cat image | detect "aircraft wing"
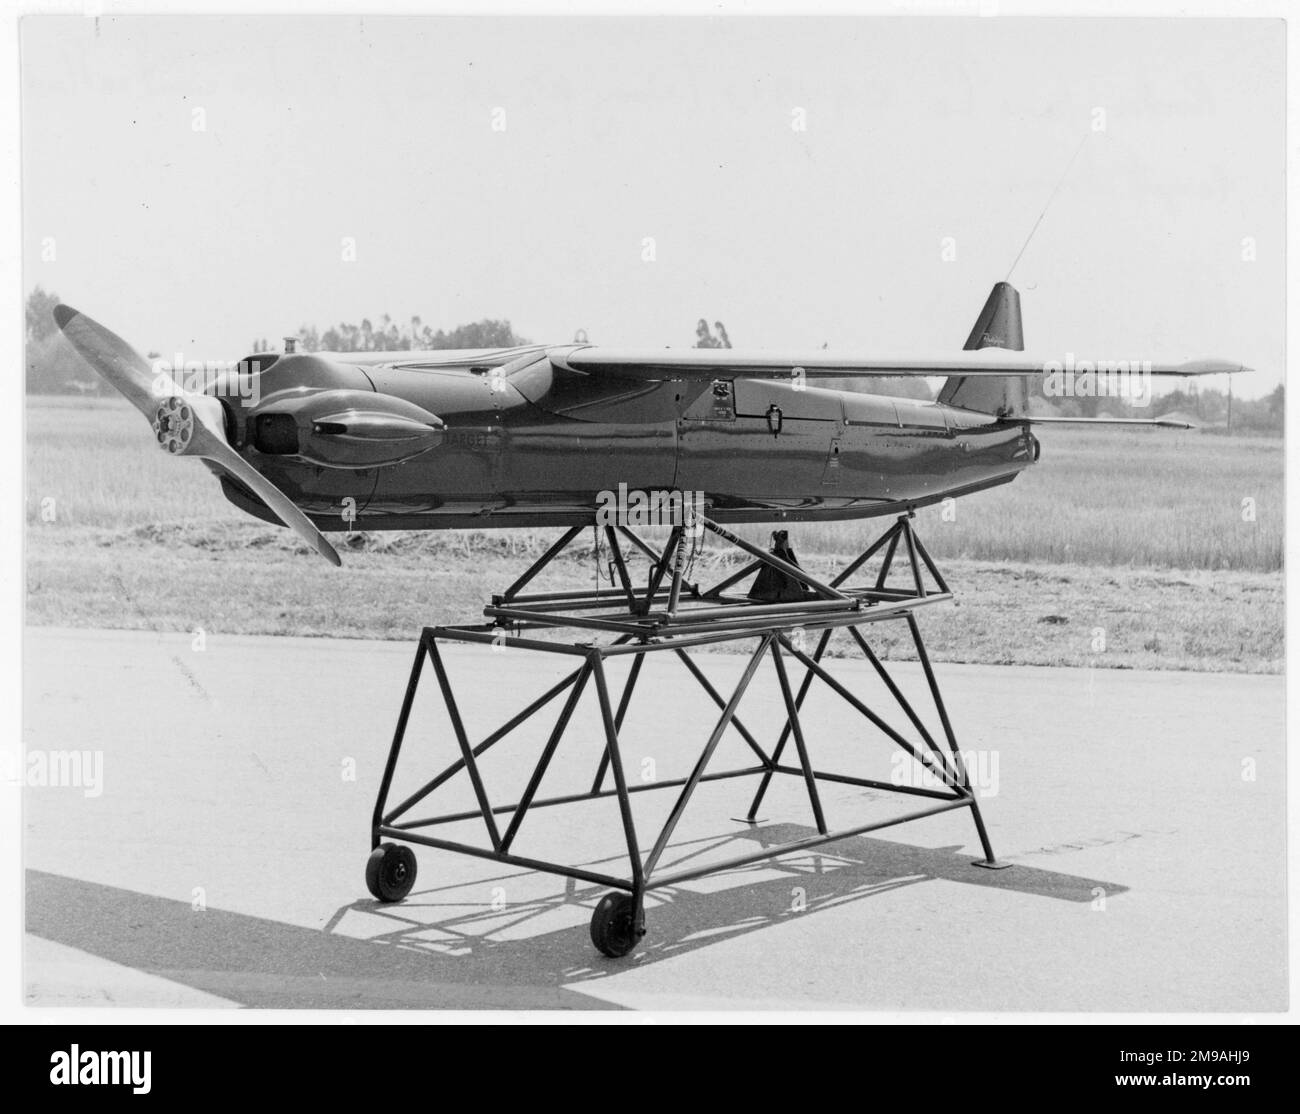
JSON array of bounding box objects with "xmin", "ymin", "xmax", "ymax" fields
[
  {"xmin": 334, "ymin": 345, "xmax": 549, "ymax": 368},
  {"xmin": 559, "ymin": 347, "xmax": 1248, "ymax": 380}
]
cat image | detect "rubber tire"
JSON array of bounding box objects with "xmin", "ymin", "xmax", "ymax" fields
[
  {"xmin": 590, "ymin": 892, "xmax": 641, "ymax": 958},
  {"xmin": 365, "ymin": 843, "xmax": 417, "ymax": 902}
]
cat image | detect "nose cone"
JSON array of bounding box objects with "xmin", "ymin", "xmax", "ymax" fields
[{"xmin": 53, "ymin": 304, "xmax": 80, "ymax": 330}]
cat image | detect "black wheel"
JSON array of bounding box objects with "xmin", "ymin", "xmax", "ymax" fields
[
  {"xmin": 590, "ymin": 892, "xmax": 642, "ymax": 958},
  {"xmin": 365, "ymin": 843, "xmax": 417, "ymax": 902}
]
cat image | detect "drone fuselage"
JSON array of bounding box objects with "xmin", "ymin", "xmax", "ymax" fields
[{"xmin": 213, "ymin": 348, "xmax": 1037, "ymax": 532}]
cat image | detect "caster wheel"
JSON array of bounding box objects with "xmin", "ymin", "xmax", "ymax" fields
[
  {"xmin": 365, "ymin": 843, "xmax": 417, "ymax": 902},
  {"xmin": 589, "ymin": 892, "xmax": 643, "ymax": 958}
]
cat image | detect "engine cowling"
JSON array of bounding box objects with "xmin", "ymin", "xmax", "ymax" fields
[{"xmin": 249, "ymin": 388, "xmax": 445, "ymax": 469}]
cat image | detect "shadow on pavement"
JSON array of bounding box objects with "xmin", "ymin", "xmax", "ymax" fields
[{"xmin": 27, "ymin": 825, "xmax": 1126, "ymax": 1009}]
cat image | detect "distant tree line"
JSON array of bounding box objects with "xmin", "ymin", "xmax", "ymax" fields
[
  {"xmin": 694, "ymin": 319, "xmax": 732, "ymax": 349},
  {"xmin": 24, "ymin": 285, "xmax": 99, "ymax": 395},
  {"xmin": 253, "ymin": 314, "xmax": 529, "ymax": 354}
]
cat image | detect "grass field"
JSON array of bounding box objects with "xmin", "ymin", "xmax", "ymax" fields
[{"xmin": 25, "ymin": 396, "xmax": 1284, "ymax": 672}]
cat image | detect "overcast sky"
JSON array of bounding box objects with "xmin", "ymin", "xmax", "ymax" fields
[{"xmin": 22, "ymin": 15, "xmax": 1284, "ymax": 396}]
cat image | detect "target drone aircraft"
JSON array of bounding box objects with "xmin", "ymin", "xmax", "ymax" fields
[{"xmin": 53, "ymin": 283, "xmax": 1249, "ymax": 958}]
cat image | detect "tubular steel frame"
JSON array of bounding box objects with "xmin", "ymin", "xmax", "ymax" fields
[{"xmin": 370, "ymin": 513, "xmax": 1008, "ymax": 942}]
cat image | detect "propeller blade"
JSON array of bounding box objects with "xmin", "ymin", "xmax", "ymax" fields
[
  {"xmin": 55, "ymin": 305, "xmax": 342, "ymax": 566},
  {"xmin": 54, "ymin": 304, "xmax": 174, "ymax": 418},
  {"xmin": 179, "ymin": 397, "xmax": 342, "ymax": 567}
]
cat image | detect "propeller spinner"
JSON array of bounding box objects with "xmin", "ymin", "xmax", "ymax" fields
[{"xmin": 53, "ymin": 305, "xmax": 342, "ymax": 566}]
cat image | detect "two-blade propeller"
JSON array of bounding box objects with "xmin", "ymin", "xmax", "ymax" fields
[{"xmin": 53, "ymin": 305, "xmax": 342, "ymax": 566}]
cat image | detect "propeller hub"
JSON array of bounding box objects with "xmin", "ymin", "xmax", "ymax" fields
[{"xmin": 152, "ymin": 397, "xmax": 195, "ymax": 454}]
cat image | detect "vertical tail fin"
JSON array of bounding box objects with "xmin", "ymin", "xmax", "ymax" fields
[{"xmin": 937, "ymin": 281, "xmax": 1029, "ymax": 418}]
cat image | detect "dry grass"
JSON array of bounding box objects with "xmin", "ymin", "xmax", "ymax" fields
[{"xmin": 797, "ymin": 425, "xmax": 1283, "ymax": 571}]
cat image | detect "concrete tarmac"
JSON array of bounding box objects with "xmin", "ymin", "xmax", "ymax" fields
[{"xmin": 22, "ymin": 626, "xmax": 1286, "ymax": 1012}]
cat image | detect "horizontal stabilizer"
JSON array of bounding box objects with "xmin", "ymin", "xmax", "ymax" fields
[{"xmin": 1026, "ymin": 416, "xmax": 1197, "ymax": 430}]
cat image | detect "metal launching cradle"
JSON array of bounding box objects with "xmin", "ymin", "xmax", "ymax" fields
[{"xmin": 365, "ymin": 511, "xmax": 1009, "ymax": 958}]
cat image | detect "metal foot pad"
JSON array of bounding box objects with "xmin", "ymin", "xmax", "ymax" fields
[
  {"xmin": 732, "ymin": 816, "xmax": 766, "ymax": 825},
  {"xmin": 972, "ymin": 859, "xmax": 1013, "ymax": 870}
]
